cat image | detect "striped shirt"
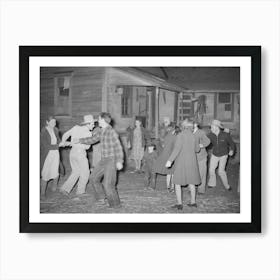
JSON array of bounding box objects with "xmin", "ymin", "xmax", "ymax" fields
[{"xmin": 80, "ymin": 125, "xmax": 124, "ymax": 163}]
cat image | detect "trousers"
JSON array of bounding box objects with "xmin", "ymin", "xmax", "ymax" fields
[
  {"xmin": 61, "ymin": 148, "xmax": 90, "ymax": 194},
  {"xmin": 208, "ymin": 154, "xmax": 230, "ymax": 189},
  {"xmin": 197, "ymin": 158, "xmax": 207, "ymax": 193},
  {"xmin": 90, "ymin": 158, "xmax": 121, "ymax": 207}
]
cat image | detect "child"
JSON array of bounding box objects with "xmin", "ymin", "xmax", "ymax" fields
[{"xmin": 142, "ymin": 142, "xmax": 158, "ymax": 190}]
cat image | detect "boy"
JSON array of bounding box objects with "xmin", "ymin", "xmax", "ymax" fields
[
  {"xmin": 78, "ymin": 112, "xmax": 124, "ymax": 208},
  {"xmin": 142, "ymin": 142, "xmax": 158, "ymax": 190}
]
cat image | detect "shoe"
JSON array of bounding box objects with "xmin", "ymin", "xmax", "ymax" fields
[
  {"xmin": 227, "ymin": 187, "xmax": 232, "ymax": 191},
  {"xmin": 187, "ymin": 203, "xmax": 198, "ymax": 208},
  {"xmin": 208, "ymin": 185, "xmax": 215, "ymax": 188},
  {"xmin": 171, "ymin": 204, "xmax": 183, "ymax": 210}
]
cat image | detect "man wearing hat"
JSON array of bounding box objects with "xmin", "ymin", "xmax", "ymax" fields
[
  {"xmin": 59, "ymin": 114, "xmax": 95, "ymax": 196},
  {"xmin": 207, "ymin": 119, "xmax": 236, "ymax": 191}
]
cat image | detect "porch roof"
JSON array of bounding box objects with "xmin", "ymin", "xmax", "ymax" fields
[{"xmin": 114, "ymin": 67, "xmax": 188, "ymax": 93}]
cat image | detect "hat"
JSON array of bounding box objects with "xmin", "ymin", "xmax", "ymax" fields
[
  {"xmin": 81, "ymin": 114, "xmax": 94, "ymax": 125},
  {"xmin": 210, "ymin": 119, "xmax": 224, "ymax": 128}
]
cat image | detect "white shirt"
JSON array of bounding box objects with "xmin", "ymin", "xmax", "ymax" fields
[{"xmin": 62, "ymin": 125, "xmax": 92, "ymax": 150}]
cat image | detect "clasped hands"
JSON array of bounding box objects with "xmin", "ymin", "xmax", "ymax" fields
[{"xmin": 59, "ymin": 138, "xmax": 80, "ymax": 147}]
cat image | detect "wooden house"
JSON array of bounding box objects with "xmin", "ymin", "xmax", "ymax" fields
[
  {"xmin": 40, "ymin": 67, "xmax": 187, "ymax": 136},
  {"xmin": 40, "ymin": 67, "xmax": 187, "ymax": 169},
  {"xmin": 138, "ymin": 67, "xmax": 240, "ymax": 138}
]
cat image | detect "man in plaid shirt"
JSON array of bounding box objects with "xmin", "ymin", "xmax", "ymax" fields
[{"xmin": 79, "ymin": 112, "xmax": 124, "ymax": 208}]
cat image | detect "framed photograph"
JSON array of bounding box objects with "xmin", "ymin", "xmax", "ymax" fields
[{"xmin": 20, "ymin": 46, "xmax": 261, "ymax": 233}]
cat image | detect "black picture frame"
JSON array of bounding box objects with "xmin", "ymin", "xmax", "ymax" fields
[{"xmin": 20, "ymin": 46, "xmax": 261, "ymax": 233}]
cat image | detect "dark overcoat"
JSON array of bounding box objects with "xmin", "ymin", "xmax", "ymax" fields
[
  {"xmin": 153, "ymin": 131, "xmax": 177, "ymax": 175},
  {"xmin": 168, "ymin": 129, "xmax": 201, "ymax": 186}
]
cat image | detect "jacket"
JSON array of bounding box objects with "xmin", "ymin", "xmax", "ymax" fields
[
  {"xmin": 207, "ymin": 131, "xmax": 236, "ymax": 157},
  {"xmin": 40, "ymin": 127, "xmax": 64, "ymax": 175},
  {"xmin": 193, "ymin": 128, "xmax": 211, "ymax": 161}
]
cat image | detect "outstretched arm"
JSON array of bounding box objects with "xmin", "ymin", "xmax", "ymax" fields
[
  {"xmin": 79, "ymin": 127, "xmax": 101, "ymax": 145},
  {"xmin": 61, "ymin": 127, "xmax": 74, "ymax": 143}
]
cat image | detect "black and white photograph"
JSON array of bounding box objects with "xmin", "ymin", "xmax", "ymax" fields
[
  {"xmin": 19, "ymin": 46, "xmax": 260, "ymax": 232},
  {"xmin": 3, "ymin": 1, "xmax": 280, "ymax": 279},
  {"xmin": 39, "ymin": 66, "xmax": 241, "ymax": 214}
]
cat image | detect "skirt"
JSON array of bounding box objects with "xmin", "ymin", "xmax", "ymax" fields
[{"xmin": 41, "ymin": 150, "xmax": 59, "ymax": 181}]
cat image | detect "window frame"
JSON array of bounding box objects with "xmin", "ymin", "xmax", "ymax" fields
[
  {"xmin": 120, "ymin": 86, "xmax": 133, "ymax": 118},
  {"xmin": 54, "ymin": 74, "xmax": 73, "ymax": 118},
  {"xmin": 214, "ymin": 92, "xmax": 235, "ymax": 122}
]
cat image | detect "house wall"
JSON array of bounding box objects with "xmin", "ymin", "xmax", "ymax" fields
[
  {"xmin": 40, "ymin": 67, "xmax": 105, "ymax": 133},
  {"xmin": 193, "ymin": 91, "xmax": 240, "ymax": 139},
  {"xmin": 106, "ymin": 68, "xmax": 155, "ymax": 133},
  {"xmin": 40, "ymin": 67, "xmax": 105, "ymax": 171}
]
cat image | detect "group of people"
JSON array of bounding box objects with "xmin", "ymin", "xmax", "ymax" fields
[
  {"xmin": 40, "ymin": 112, "xmax": 124, "ymax": 208},
  {"xmin": 40, "ymin": 112, "xmax": 236, "ymax": 210},
  {"xmin": 125, "ymin": 116, "xmax": 236, "ymax": 210}
]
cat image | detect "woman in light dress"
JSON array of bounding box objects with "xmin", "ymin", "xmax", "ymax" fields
[
  {"xmin": 127, "ymin": 118, "xmax": 150, "ymax": 173},
  {"xmin": 40, "ymin": 116, "xmax": 61, "ymax": 199}
]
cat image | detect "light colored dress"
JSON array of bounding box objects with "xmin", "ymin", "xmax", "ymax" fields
[
  {"xmin": 131, "ymin": 127, "xmax": 144, "ymax": 161},
  {"xmin": 41, "ymin": 127, "xmax": 59, "ymax": 181}
]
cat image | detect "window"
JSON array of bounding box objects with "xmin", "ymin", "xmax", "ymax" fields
[
  {"xmin": 216, "ymin": 93, "xmax": 234, "ymax": 121},
  {"xmin": 121, "ymin": 86, "xmax": 133, "ymax": 117},
  {"xmin": 54, "ymin": 76, "xmax": 72, "ymax": 116}
]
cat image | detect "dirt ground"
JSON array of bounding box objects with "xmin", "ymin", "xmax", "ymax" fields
[{"xmin": 40, "ymin": 158, "xmax": 240, "ymax": 214}]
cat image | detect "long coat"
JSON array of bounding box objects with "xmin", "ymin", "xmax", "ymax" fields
[
  {"xmin": 40, "ymin": 127, "xmax": 64, "ymax": 175},
  {"xmin": 168, "ymin": 129, "xmax": 201, "ymax": 186},
  {"xmin": 153, "ymin": 130, "xmax": 177, "ymax": 175}
]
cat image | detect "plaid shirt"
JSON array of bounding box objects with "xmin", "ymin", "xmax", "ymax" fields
[{"xmin": 80, "ymin": 125, "xmax": 124, "ymax": 163}]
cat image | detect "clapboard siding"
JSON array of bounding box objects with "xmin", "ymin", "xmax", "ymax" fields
[
  {"xmin": 40, "ymin": 77, "xmax": 55, "ymax": 128},
  {"xmin": 40, "ymin": 67, "xmax": 105, "ymax": 133}
]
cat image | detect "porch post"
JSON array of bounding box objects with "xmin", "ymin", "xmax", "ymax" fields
[{"xmin": 155, "ymin": 87, "xmax": 159, "ymax": 139}]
